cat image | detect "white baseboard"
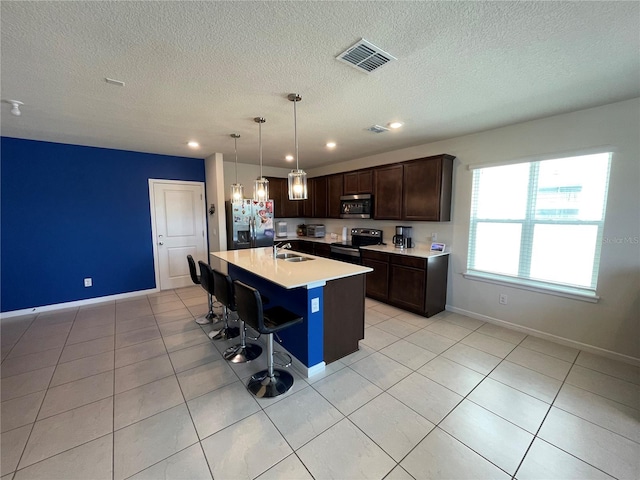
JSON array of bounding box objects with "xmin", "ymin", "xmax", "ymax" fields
[
  {"xmin": 1, "ymin": 288, "xmax": 160, "ymax": 320},
  {"xmin": 445, "ymin": 304, "xmax": 640, "ymax": 367}
]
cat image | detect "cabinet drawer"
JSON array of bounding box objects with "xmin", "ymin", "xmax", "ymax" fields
[
  {"xmin": 390, "ymin": 255, "xmax": 426, "ymax": 269},
  {"xmin": 361, "ymin": 250, "xmax": 389, "ymax": 262}
]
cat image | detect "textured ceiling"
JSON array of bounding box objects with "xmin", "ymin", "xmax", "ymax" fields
[{"xmin": 1, "ymin": 1, "xmax": 638, "ymax": 169}]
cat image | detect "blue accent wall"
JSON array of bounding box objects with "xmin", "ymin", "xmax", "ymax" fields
[{"xmin": 1, "ymin": 137, "xmax": 205, "ymax": 312}]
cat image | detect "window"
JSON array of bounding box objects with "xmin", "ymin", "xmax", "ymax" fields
[{"xmin": 465, "ymin": 151, "xmax": 612, "ymax": 300}]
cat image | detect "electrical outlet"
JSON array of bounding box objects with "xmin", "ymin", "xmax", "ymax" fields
[
  {"xmin": 311, "ymin": 297, "xmax": 320, "ymax": 313},
  {"xmin": 84, "ymin": 278, "xmax": 92, "ymax": 287},
  {"xmin": 431, "ymin": 232, "xmax": 438, "ymax": 241},
  {"xmin": 499, "ymin": 294, "xmax": 507, "ymax": 305}
]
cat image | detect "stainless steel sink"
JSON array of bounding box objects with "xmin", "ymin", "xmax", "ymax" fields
[
  {"xmin": 284, "ymin": 256, "xmax": 314, "ymax": 262},
  {"xmin": 276, "ymin": 253, "xmax": 301, "ymax": 259}
]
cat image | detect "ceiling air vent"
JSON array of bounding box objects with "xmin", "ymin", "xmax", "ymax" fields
[
  {"xmin": 367, "ymin": 125, "xmax": 390, "ymax": 134},
  {"xmin": 336, "ymin": 39, "xmax": 396, "ymax": 74}
]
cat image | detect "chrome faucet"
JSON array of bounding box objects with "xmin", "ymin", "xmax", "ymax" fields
[{"xmin": 273, "ymin": 242, "xmax": 291, "ymax": 258}]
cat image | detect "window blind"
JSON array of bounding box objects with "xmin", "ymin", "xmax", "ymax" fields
[{"xmin": 466, "ymin": 152, "xmax": 612, "ymax": 297}]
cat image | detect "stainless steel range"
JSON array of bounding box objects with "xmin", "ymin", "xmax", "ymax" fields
[{"xmin": 330, "ymin": 228, "xmax": 383, "ymax": 264}]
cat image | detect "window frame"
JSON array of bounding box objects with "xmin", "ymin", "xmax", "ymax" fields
[{"xmin": 464, "ymin": 149, "xmax": 613, "ymax": 302}]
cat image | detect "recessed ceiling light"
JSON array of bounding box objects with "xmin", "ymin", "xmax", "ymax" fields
[
  {"xmin": 285, "ymin": 155, "xmax": 294, "ymax": 161},
  {"xmin": 388, "ymin": 122, "xmax": 403, "ymax": 129},
  {"xmin": 187, "ymin": 141, "xmax": 200, "ymax": 148},
  {"xmin": 326, "ymin": 142, "xmax": 337, "ymax": 149}
]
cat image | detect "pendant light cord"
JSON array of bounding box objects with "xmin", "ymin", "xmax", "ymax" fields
[
  {"xmin": 259, "ymin": 121, "xmax": 263, "ymax": 178},
  {"xmin": 293, "ymin": 96, "xmax": 299, "ymax": 170},
  {"xmin": 233, "ymin": 135, "xmax": 239, "ymax": 184}
]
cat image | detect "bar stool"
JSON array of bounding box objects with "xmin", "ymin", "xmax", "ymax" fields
[
  {"xmin": 196, "ymin": 261, "xmax": 219, "ymax": 325},
  {"xmin": 187, "ymin": 255, "xmax": 214, "ymax": 325},
  {"xmin": 217, "ymin": 272, "xmax": 263, "ymax": 364},
  {"xmin": 234, "ymin": 280, "xmax": 303, "ymax": 398},
  {"xmin": 208, "ymin": 269, "xmax": 240, "ymax": 341}
]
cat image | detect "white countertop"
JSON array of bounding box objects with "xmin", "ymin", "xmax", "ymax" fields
[
  {"xmin": 210, "ymin": 248, "xmax": 372, "ymax": 289},
  {"xmin": 360, "ymin": 244, "xmax": 450, "ymax": 259}
]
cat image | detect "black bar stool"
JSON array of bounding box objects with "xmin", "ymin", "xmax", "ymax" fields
[
  {"xmin": 216, "ymin": 272, "xmax": 262, "ymax": 364},
  {"xmin": 196, "ymin": 261, "xmax": 219, "ymax": 325},
  {"xmin": 187, "ymin": 255, "xmax": 214, "ymax": 325},
  {"xmin": 208, "ymin": 269, "xmax": 240, "ymax": 341},
  {"xmin": 234, "ymin": 280, "xmax": 303, "ymax": 398}
]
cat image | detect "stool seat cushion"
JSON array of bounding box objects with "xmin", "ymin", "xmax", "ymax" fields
[{"xmin": 262, "ymin": 306, "xmax": 303, "ymax": 334}]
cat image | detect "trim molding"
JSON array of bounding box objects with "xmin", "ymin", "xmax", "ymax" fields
[
  {"xmin": 0, "ymin": 288, "xmax": 159, "ymax": 319},
  {"xmin": 445, "ymin": 304, "xmax": 640, "ymax": 367}
]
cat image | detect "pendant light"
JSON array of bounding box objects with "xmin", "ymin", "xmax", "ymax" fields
[
  {"xmin": 253, "ymin": 117, "xmax": 269, "ymax": 201},
  {"xmin": 229, "ymin": 133, "xmax": 244, "ymax": 203},
  {"xmin": 287, "ymin": 93, "xmax": 307, "ymax": 200}
]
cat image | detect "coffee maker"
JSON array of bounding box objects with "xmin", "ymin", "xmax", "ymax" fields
[{"xmin": 392, "ymin": 226, "xmax": 413, "ymax": 249}]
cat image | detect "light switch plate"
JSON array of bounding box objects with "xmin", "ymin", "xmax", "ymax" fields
[{"xmin": 311, "ymin": 297, "xmax": 320, "ymax": 313}]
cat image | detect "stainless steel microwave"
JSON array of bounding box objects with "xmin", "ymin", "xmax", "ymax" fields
[{"xmin": 340, "ymin": 194, "xmax": 374, "ymax": 219}]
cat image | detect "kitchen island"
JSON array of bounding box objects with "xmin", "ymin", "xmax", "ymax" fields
[{"xmin": 210, "ymin": 247, "xmax": 372, "ymax": 376}]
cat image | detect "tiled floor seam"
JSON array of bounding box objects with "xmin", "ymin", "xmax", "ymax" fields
[
  {"xmin": 385, "ymin": 335, "xmax": 529, "ymax": 477},
  {"xmin": 508, "ymin": 346, "xmax": 617, "ymax": 479},
  {"xmin": 8, "ymin": 305, "xmax": 84, "ymax": 476},
  {"xmin": 0, "ymin": 315, "xmax": 38, "ymax": 360}
]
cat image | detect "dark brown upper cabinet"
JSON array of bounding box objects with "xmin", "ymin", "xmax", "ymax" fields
[
  {"xmin": 302, "ymin": 177, "xmax": 314, "ymax": 217},
  {"xmin": 373, "ymin": 164, "xmax": 403, "ymax": 220},
  {"xmin": 402, "ymin": 155, "xmax": 454, "ymax": 221},
  {"xmin": 327, "ymin": 174, "xmax": 344, "ymax": 218},
  {"xmin": 313, "ymin": 176, "xmax": 328, "ymax": 218},
  {"xmin": 266, "ymin": 177, "xmax": 301, "ymax": 218},
  {"xmin": 343, "ymin": 170, "xmax": 373, "ymax": 195}
]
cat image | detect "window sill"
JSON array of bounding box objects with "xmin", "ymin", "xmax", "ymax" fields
[{"xmin": 462, "ymin": 271, "xmax": 600, "ymax": 303}]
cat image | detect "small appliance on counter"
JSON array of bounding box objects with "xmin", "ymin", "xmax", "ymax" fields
[
  {"xmin": 306, "ymin": 224, "xmax": 326, "ymax": 238},
  {"xmin": 276, "ymin": 221, "xmax": 288, "ymax": 238},
  {"xmin": 393, "ymin": 225, "xmax": 413, "ymax": 249}
]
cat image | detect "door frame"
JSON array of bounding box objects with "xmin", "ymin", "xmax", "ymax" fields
[{"xmin": 148, "ymin": 179, "xmax": 208, "ymax": 291}]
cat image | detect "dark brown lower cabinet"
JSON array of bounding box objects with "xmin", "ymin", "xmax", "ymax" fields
[
  {"xmin": 362, "ymin": 250, "xmax": 448, "ymax": 317},
  {"xmin": 361, "ymin": 251, "xmax": 390, "ymax": 301},
  {"xmin": 323, "ymin": 274, "xmax": 365, "ymax": 364}
]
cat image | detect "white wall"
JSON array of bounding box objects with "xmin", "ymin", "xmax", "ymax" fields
[
  {"xmin": 223, "ymin": 99, "xmax": 639, "ymax": 359},
  {"xmin": 309, "ymin": 98, "xmax": 640, "ymax": 360}
]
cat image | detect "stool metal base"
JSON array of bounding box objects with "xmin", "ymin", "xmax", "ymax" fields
[
  {"xmin": 247, "ymin": 369, "xmax": 294, "ymax": 398},
  {"xmin": 208, "ymin": 326, "xmax": 240, "ymax": 341},
  {"xmin": 223, "ymin": 343, "xmax": 262, "ymax": 363}
]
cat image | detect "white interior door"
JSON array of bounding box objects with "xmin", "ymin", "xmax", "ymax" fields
[{"xmin": 150, "ymin": 180, "xmax": 207, "ymax": 290}]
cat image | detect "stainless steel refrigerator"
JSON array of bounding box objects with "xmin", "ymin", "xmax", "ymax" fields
[{"xmin": 226, "ymin": 199, "xmax": 275, "ymax": 250}]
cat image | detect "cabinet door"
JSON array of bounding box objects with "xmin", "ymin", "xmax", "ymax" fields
[
  {"xmin": 313, "ymin": 176, "xmax": 328, "ymax": 218},
  {"xmin": 302, "ymin": 177, "xmax": 314, "ymax": 217},
  {"xmin": 344, "ymin": 170, "xmax": 373, "ymax": 195},
  {"xmin": 402, "ymin": 155, "xmax": 454, "ymax": 221},
  {"xmin": 361, "ymin": 256, "xmax": 389, "ymax": 300},
  {"xmin": 267, "ymin": 177, "xmax": 301, "ymax": 218},
  {"xmin": 388, "ymin": 264, "xmax": 426, "ymax": 313},
  {"xmin": 373, "ymin": 164, "xmax": 403, "ymax": 219},
  {"xmin": 314, "ymin": 243, "xmax": 331, "ymax": 258},
  {"xmin": 328, "ymin": 174, "xmax": 343, "ymax": 218},
  {"xmin": 266, "ymin": 177, "xmax": 285, "ymax": 218}
]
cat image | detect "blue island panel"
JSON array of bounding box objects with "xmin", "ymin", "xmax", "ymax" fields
[{"xmin": 229, "ymin": 265, "xmax": 324, "ymax": 368}]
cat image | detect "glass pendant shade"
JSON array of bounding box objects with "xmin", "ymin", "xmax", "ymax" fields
[
  {"xmin": 254, "ymin": 177, "xmax": 269, "ymax": 201},
  {"xmin": 230, "ymin": 133, "xmax": 244, "ymax": 203},
  {"xmin": 288, "ymin": 169, "xmax": 307, "ymax": 200},
  {"xmin": 230, "ymin": 183, "xmax": 244, "ymax": 203},
  {"xmin": 288, "ymin": 93, "xmax": 307, "ymax": 200}
]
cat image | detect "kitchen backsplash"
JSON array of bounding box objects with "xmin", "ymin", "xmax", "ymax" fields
[{"xmin": 276, "ymin": 217, "xmax": 453, "ymax": 249}]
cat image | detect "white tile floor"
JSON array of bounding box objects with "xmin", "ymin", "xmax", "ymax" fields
[{"xmin": 1, "ymin": 287, "xmax": 639, "ymax": 480}]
